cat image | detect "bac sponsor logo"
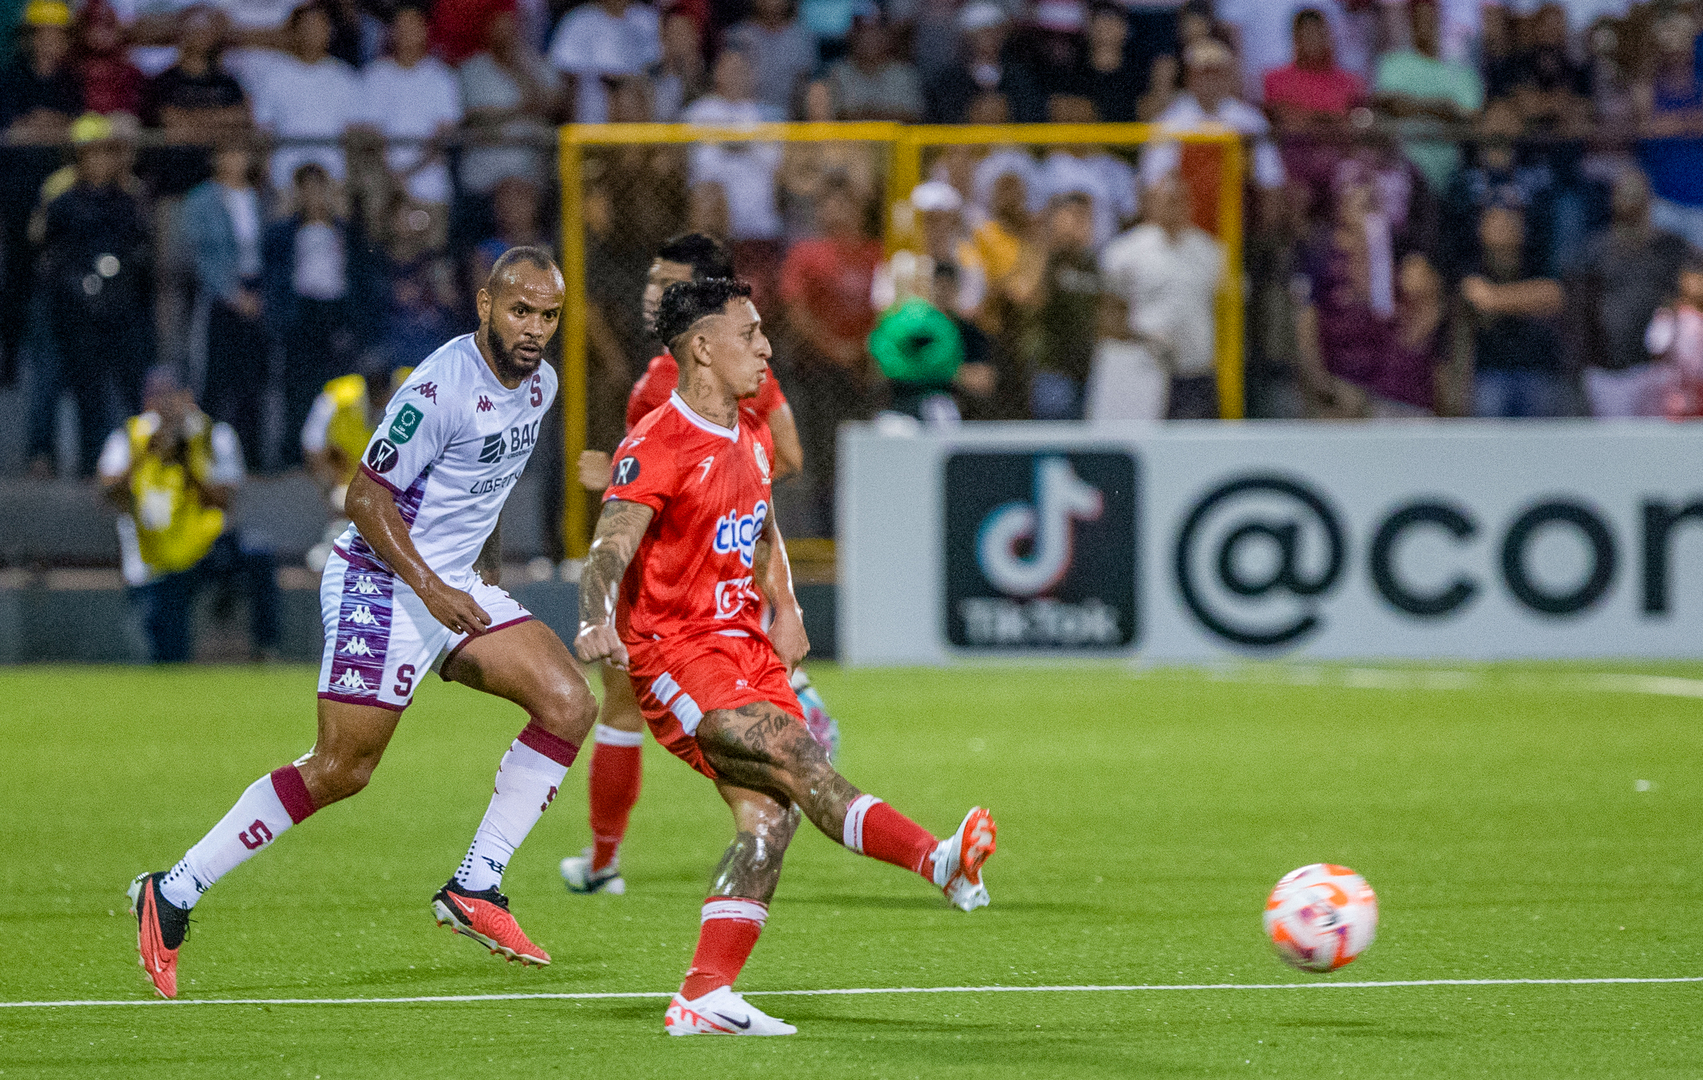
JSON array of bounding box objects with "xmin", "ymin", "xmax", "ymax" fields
[
  {"xmin": 944, "ymin": 452, "xmax": 1138, "ymax": 650},
  {"xmin": 478, "ymin": 433, "xmax": 506, "ymax": 464},
  {"xmin": 478, "ymin": 421, "xmax": 540, "ymax": 465},
  {"xmin": 388, "ymin": 403, "xmax": 424, "ymax": 444},
  {"xmin": 713, "ymin": 500, "xmax": 769, "ymax": 568},
  {"xmin": 366, "ymin": 438, "xmax": 399, "ymax": 474}
]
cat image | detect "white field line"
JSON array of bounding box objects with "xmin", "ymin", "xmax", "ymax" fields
[
  {"xmin": 1186, "ymin": 665, "xmax": 1703, "ymax": 700},
  {"xmin": 6, "ymin": 976, "xmax": 1702, "ymax": 1009}
]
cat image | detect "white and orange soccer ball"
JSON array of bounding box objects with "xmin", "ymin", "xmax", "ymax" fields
[{"xmin": 1263, "ymin": 863, "xmax": 1378, "ymax": 972}]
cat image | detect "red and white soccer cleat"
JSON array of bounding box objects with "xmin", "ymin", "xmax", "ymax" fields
[
  {"xmin": 931, "ymin": 807, "xmax": 997, "ymax": 912},
  {"xmin": 665, "ymin": 985, "xmax": 797, "ymax": 1036},
  {"xmin": 127, "ymin": 872, "xmax": 189, "ymax": 999},
  {"xmin": 431, "ymin": 880, "xmax": 551, "ymax": 966}
]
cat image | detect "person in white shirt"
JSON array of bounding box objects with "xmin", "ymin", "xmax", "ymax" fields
[
  {"xmin": 1093, "ymin": 172, "xmax": 1226, "ymax": 420},
  {"xmin": 683, "ymin": 49, "xmax": 784, "ymax": 242},
  {"xmin": 248, "ymin": 2, "xmax": 359, "ymax": 194},
  {"xmin": 458, "ymin": 10, "xmax": 560, "ymax": 195},
  {"xmin": 359, "ymin": 4, "xmax": 463, "ymax": 214},
  {"xmin": 724, "ymin": 0, "xmax": 818, "ymax": 117},
  {"xmin": 547, "ymin": 0, "xmax": 661, "ymax": 123},
  {"xmin": 1034, "ymin": 97, "xmax": 1138, "ymax": 251},
  {"xmin": 1143, "ymin": 38, "xmax": 1285, "ymax": 194}
]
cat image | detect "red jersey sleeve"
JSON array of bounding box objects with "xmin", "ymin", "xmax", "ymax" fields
[
  {"xmin": 625, "ymin": 354, "xmax": 679, "ymax": 431},
  {"xmin": 605, "ymin": 419, "xmax": 679, "ymax": 514}
]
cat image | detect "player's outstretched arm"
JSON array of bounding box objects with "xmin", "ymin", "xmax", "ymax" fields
[
  {"xmin": 346, "ymin": 468, "xmax": 493, "ymax": 636},
  {"xmin": 573, "ymin": 498, "xmax": 655, "ymax": 669},
  {"xmin": 754, "ymin": 513, "xmax": 808, "ymax": 671}
]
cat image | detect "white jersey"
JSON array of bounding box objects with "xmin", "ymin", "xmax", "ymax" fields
[{"xmin": 337, "ymin": 333, "xmax": 557, "ymax": 580}]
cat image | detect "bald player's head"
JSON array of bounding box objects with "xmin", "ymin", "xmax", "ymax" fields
[{"xmin": 476, "ymin": 246, "xmax": 564, "ymax": 385}]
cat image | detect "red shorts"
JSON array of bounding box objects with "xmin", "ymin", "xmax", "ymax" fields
[{"xmin": 626, "ymin": 631, "xmax": 802, "ymax": 779}]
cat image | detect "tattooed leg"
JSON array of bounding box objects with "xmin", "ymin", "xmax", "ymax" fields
[
  {"xmin": 696, "ymin": 701, "xmax": 862, "ymax": 838},
  {"xmin": 709, "ymin": 782, "xmax": 801, "ymax": 904}
]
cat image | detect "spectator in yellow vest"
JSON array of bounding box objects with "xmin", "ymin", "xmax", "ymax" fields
[
  {"xmin": 96, "ymin": 366, "xmax": 279, "ymax": 663},
  {"xmin": 299, "ymin": 365, "xmax": 411, "ymax": 572}
]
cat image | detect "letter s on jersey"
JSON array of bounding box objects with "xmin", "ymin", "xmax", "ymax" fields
[{"xmin": 712, "ymin": 501, "xmax": 769, "ymax": 568}]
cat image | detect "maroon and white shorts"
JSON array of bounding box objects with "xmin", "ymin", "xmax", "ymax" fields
[{"xmin": 315, "ymin": 546, "xmax": 532, "ymax": 711}]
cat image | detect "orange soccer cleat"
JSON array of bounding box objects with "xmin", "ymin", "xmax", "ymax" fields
[
  {"xmin": 933, "ymin": 807, "xmax": 998, "ymax": 912},
  {"xmin": 127, "ymin": 872, "xmax": 189, "ymax": 999},
  {"xmin": 431, "ymin": 880, "xmax": 551, "ymax": 966}
]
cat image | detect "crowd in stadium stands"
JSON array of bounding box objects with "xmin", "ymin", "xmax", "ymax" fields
[{"xmin": 8, "ymin": 0, "xmax": 1703, "ymax": 580}]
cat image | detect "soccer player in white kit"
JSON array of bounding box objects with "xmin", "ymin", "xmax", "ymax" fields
[{"xmin": 127, "ymin": 249, "xmax": 600, "ymax": 999}]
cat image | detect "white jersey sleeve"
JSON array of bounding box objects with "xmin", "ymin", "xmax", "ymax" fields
[{"xmin": 359, "ymin": 368, "xmax": 464, "ymax": 497}]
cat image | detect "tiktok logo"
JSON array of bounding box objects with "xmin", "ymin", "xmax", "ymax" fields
[{"xmin": 976, "ymin": 457, "xmax": 1104, "ymax": 597}]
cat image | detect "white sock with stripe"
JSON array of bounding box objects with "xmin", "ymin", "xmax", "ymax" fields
[{"xmin": 454, "ymin": 723, "xmax": 577, "ymax": 892}]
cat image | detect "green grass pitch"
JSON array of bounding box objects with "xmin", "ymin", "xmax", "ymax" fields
[{"xmin": 2, "ymin": 661, "xmax": 1702, "ymax": 1078}]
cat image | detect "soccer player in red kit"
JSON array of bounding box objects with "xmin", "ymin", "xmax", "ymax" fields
[
  {"xmin": 561, "ymin": 234, "xmax": 824, "ymax": 897},
  {"xmin": 573, "ymin": 277, "xmax": 997, "ymax": 1036}
]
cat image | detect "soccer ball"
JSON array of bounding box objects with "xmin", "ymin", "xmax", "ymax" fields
[{"xmin": 1263, "ymin": 863, "xmax": 1378, "ymax": 972}]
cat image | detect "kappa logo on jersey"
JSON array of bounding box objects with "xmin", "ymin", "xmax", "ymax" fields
[
  {"xmin": 351, "ymin": 574, "xmax": 382, "ymax": 596},
  {"xmin": 366, "ymin": 438, "xmax": 399, "ymax": 474},
  {"xmin": 340, "ymin": 636, "xmax": 376, "ymax": 657},
  {"xmin": 712, "ymin": 500, "xmax": 769, "ymax": 568},
  {"xmin": 477, "ymin": 395, "xmax": 494, "ymax": 413},
  {"xmin": 478, "ymin": 432, "xmax": 507, "ymax": 463},
  {"xmin": 333, "ymin": 668, "xmax": 371, "ymax": 691},
  {"xmin": 346, "ymin": 604, "xmax": 379, "ymax": 626},
  {"xmin": 416, "ymin": 382, "xmax": 438, "ymax": 402},
  {"xmin": 613, "ymin": 455, "xmax": 640, "ymax": 485},
  {"xmin": 388, "ymin": 403, "xmax": 424, "ymax": 444}
]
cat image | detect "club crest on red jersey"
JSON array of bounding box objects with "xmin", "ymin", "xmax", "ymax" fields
[{"xmin": 753, "ymin": 441, "xmax": 770, "ymax": 483}]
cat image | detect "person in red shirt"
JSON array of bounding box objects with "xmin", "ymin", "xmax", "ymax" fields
[
  {"xmin": 778, "ymin": 175, "xmax": 883, "ymax": 531},
  {"xmin": 574, "ymin": 277, "xmax": 996, "ymax": 1036},
  {"xmin": 1262, "ymin": 8, "xmax": 1366, "ymax": 125},
  {"xmin": 561, "ymin": 233, "xmax": 808, "ymax": 897}
]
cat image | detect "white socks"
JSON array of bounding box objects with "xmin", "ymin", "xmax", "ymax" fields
[
  {"xmin": 454, "ymin": 739, "xmax": 571, "ymax": 893},
  {"xmin": 160, "ymin": 766, "xmax": 317, "ymax": 910}
]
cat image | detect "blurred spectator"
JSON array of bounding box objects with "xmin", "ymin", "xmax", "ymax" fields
[
  {"xmin": 971, "ymin": 161, "xmax": 1030, "ymax": 305},
  {"xmin": 1037, "ymin": 94, "xmax": 1139, "ymax": 249},
  {"xmin": 1136, "ymin": 0, "xmax": 1227, "ymax": 122},
  {"xmin": 778, "ymin": 176, "xmax": 882, "ymax": 529},
  {"xmin": 1487, "ymin": 3, "xmax": 1588, "ymax": 126},
  {"xmin": 180, "ymin": 140, "xmax": 267, "ymax": 465},
  {"xmin": 547, "ymin": 0, "xmax": 660, "ymax": 124},
  {"xmin": 1005, "ymin": 191, "xmax": 1100, "ymax": 420},
  {"xmin": 1635, "ymin": 10, "xmax": 1703, "ymax": 251},
  {"xmin": 263, "ymin": 163, "xmax": 372, "ymax": 469},
  {"xmin": 1440, "ymin": 99, "xmax": 1558, "ymax": 276},
  {"xmin": 684, "ymin": 49, "xmax": 785, "ymax": 262},
  {"xmin": 1144, "ymin": 39, "xmax": 1285, "ymax": 193},
  {"xmin": 1570, "ymin": 168, "xmax": 1690, "ymax": 418},
  {"xmin": 1585, "ymin": 16, "xmax": 1634, "ymax": 133},
  {"xmin": 799, "ymin": 0, "xmax": 870, "ymax": 65},
  {"xmin": 778, "ymin": 79, "xmax": 881, "ymax": 241},
  {"xmin": 1263, "ymin": 7, "xmax": 1364, "ymax": 132},
  {"xmin": 458, "ymin": 9, "xmax": 559, "ymax": 196},
  {"xmin": 1294, "ymin": 161, "xmax": 1441, "ymax": 418},
  {"xmin": 0, "ymin": 0, "xmax": 81, "ymax": 386},
  {"xmin": 1215, "ymin": 0, "xmax": 1362, "ymax": 100},
  {"xmin": 876, "ymin": 181, "xmax": 985, "ymax": 319},
  {"xmin": 250, "ymin": 2, "xmax": 359, "ymax": 194},
  {"xmin": 904, "ymin": 0, "xmax": 962, "ymax": 87},
  {"xmin": 923, "ymin": 3, "xmax": 1040, "ymax": 124},
  {"xmin": 1647, "ymin": 253, "xmax": 1703, "ymax": 418},
  {"xmin": 652, "ymin": 7, "xmax": 706, "ymax": 121},
  {"xmin": 377, "ymin": 190, "xmax": 459, "ymax": 370},
  {"xmin": 140, "ymin": 7, "xmax": 250, "ymax": 199},
  {"xmin": 683, "ymin": 46, "xmax": 778, "ymax": 123},
  {"xmin": 302, "ymin": 364, "xmax": 409, "ymax": 520},
  {"xmin": 725, "ymin": 0, "xmax": 817, "ymax": 118},
  {"xmin": 1373, "ymin": 0, "xmax": 1483, "ymax": 192},
  {"xmin": 826, "ymin": 14, "xmax": 921, "ymax": 121},
  {"xmin": 429, "ymin": 0, "xmax": 515, "ymax": 65},
  {"xmin": 97, "ymin": 366, "xmax": 278, "ymax": 664},
  {"xmin": 1096, "ymin": 172, "xmax": 1225, "ymax": 420},
  {"xmin": 1074, "ymin": 3, "xmax": 1142, "ymax": 124},
  {"xmin": 360, "ymin": 2, "xmax": 462, "ymax": 243},
  {"xmin": 1462, "ymin": 203, "xmax": 1568, "ymax": 417},
  {"xmin": 76, "ymin": 0, "xmax": 142, "ymax": 115},
  {"xmin": 867, "ymin": 262, "xmax": 990, "ymax": 425},
  {"xmin": 470, "ymin": 174, "xmax": 550, "ymax": 283},
  {"xmin": 30, "ymin": 112, "xmax": 154, "ymax": 476}
]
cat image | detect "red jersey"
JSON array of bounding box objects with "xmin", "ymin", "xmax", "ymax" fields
[
  {"xmin": 607, "ymin": 392, "xmax": 776, "ymax": 643},
  {"xmin": 627, "ymin": 351, "xmax": 788, "ymax": 431}
]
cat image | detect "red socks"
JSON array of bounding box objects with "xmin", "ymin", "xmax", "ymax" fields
[
  {"xmin": 588, "ymin": 725, "xmax": 643, "ymax": 871},
  {"xmin": 679, "ymin": 899, "xmax": 767, "ymax": 1000},
  {"xmin": 842, "ymin": 794, "xmax": 938, "ymax": 877}
]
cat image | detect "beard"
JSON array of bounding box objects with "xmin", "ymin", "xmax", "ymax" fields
[{"xmin": 483, "ymin": 322, "xmax": 541, "ymax": 383}]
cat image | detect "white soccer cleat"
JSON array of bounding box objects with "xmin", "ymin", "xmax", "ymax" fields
[
  {"xmin": 664, "ymin": 985, "xmax": 796, "ymax": 1036},
  {"xmin": 560, "ymin": 849, "xmax": 626, "ymax": 895},
  {"xmin": 931, "ymin": 806, "xmax": 997, "ymax": 913}
]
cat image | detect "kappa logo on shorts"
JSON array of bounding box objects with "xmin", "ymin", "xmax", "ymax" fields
[
  {"xmin": 366, "ymin": 438, "xmax": 399, "ymax": 474},
  {"xmin": 333, "ymin": 668, "xmax": 372, "ymax": 691},
  {"xmin": 346, "ymin": 604, "xmax": 380, "ymax": 626},
  {"xmin": 351, "ymin": 574, "xmax": 382, "ymax": 596},
  {"xmin": 340, "ymin": 636, "xmax": 375, "ymax": 657}
]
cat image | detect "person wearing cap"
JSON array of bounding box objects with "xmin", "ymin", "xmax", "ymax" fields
[
  {"xmin": 1143, "ymin": 37, "xmax": 1285, "ymax": 194},
  {"xmin": 825, "ymin": 13, "xmax": 921, "ymax": 121},
  {"xmin": 0, "ymin": 0, "xmax": 81, "ymax": 387},
  {"xmin": 97, "ymin": 366, "xmax": 279, "ymax": 663},
  {"xmin": 924, "ymin": 1, "xmax": 1041, "ymax": 123},
  {"xmin": 874, "ymin": 181, "xmax": 987, "ymax": 320},
  {"xmin": 25, "ymin": 110, "xmax": 153, "ymax": 476}
]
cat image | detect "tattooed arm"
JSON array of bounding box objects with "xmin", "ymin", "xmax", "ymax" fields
[
  {"xmin": 754, "ymin": 511, "xmax": 809, "ymax": 670},
  {"xmin": 473, "ymin": 520, "xmax": 501, "ymax": 586},
  {"xmin": 572, "ymin": 498, "xmax": 654, "ymax": 669}
]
